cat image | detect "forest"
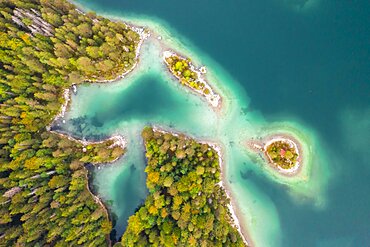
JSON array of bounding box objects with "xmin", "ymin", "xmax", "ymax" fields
[
  {"xmin": 0, "ymin": 0, "xmax": 139, "ymax": 245},
  {"xmin": 120, "ymin": 127, "xmax": 247, "ymax": 246}
]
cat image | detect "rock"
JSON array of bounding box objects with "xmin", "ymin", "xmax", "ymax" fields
[{"xmin": 3, "ymin": 187, "xmax": 21, "ymax": 198}]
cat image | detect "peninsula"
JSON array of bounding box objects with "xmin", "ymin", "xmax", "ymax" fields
[{"xmin": 121, "ymin": 127, "xmax": 247, "ymax": 246}]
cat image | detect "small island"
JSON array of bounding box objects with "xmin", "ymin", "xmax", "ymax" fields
[
  {"xmin": 265, "ymin": 139, "xmax": 299, "ymax": 169},
  {"xmin": 163, "ymin": 50, "xmax": 221, "ymax": 108},
  {"xmin": 247, "ymin": 135, "xmax": 302, "ymax": 175}
]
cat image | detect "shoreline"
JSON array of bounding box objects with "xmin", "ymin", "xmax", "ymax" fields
[
  {"xmin": 84, "ymin": 24, "xmax": 150, "ymax": 84},
  {"xmin": 50, "ymin": 88, "xmax": 71, "ymax": 124},
  {"xmin": 49, "ymin": 130, "xmax": 127, "ymax": 164},
  {"xmin": 49, "ymin": 17, "xmax": 149, "ymax": 129},
  {"xmin": 211, "ymin": 140, "xmax": 255, "ymax": 247},
  {"xmin": 50, "ymin": 131, "xmax": 127, "ymax": 245},
  {"xmin": 69, "ymin": 0, "xmax": 150, "ymax": 85},
  {"xmin": 152, "ymin": 126, "xmax": 252, "ymax": 246},
  {"xmin": 213, "ymin": 145, "xmax": 253, "ymax": 247},
  {"xmin": 84, "ymin": 171, "xmax": 112, "ymax": 246},
  {"xmin": 246, "ymin": 133, "xmax": 303, "ymax": 177}
]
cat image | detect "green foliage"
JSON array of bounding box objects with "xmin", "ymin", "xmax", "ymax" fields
[
  {"xmin": 0, "ymin": 0, "xmax": 137, "ymax": 245},
  {"xmin": 165, "ymin": 55, "xmax": 211, "ymax": 94},
  {"xmin": 121, "ymin": 129, "xmax": 247, "ymax": 246},
  {"xmin": 265, "ymin": 140, "xmax": 299, "ymax": 169}
]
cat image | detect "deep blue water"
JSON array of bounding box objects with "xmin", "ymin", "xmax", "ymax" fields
[{"xmin": 74, "ymin": 0, "xmax": 370, "ymax": 246}]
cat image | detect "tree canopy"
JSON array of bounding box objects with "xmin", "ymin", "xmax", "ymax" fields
[
  {"xmin": 121, "ymin": 127, "xmax": 247, "ymax": 247},
  {"xmin": 0, "ymin": 0, "xmax": 138, "ymax": 245}
]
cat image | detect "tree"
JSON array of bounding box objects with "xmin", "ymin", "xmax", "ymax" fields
[
  {"xmin": 76, "ymin": 56, "xmax": 94, "ymax": 74},
  {"xmin": 163, "ymin": 176, "xmax": 173, "ymax": 187},
  {"xmin": 86, "ymin": 46, "xmax": 100, "ymax": 58},
  {"xmin": 77, "ymin": 23, "xmax": 92, "ymax": 38}
]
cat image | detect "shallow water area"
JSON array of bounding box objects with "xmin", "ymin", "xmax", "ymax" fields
[{"xmin": 244, "ymin": 122, "xmax": 330, "ymax": 207}]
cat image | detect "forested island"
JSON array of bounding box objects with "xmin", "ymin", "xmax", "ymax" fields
[
  {"xmin": 0, "ymin": 0, "xmax": 140, "ymax": 245},
  {"xmin": 121, "ymin": 127, "xmax": 247, "ymax": 246},
  {"xmin": 247, "ymin": 135, "xmax": 302, "ymax": 175},
  {"xmin": 163, "ymin": 51, "xmax": 221, "ymax": 108},
  {"xmin": 265, "ymin": 140, "xmax": 299, "ymax": 170}
]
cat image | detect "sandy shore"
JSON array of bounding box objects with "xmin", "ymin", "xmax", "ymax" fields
[
  {"xmin": 51, "ymin": 130, "xmax": 127, "ymax": 150},
  {"xmin": 212, "ymin": 145, "xmax": 253, "ymax": 247},
  {"xmin": 246, "ymin": 133, "xmax": 303, "ymax": 177},
  {"xmin": 51, "ymin": 88, "xmax": 71, "ymax": 123},
  {"xmin": 208, "ymin": 138, "xmax": 254, "ymax": 247}
]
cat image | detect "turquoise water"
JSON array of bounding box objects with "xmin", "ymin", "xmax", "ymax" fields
[{"xmin": 61, "ymin": 1, "xmax": 370, "ymax": 246}]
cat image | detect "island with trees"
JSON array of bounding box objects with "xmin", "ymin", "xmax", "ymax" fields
[
  {"xmin": 0, "ymin": 0, "xmax": 140, "ymax": 245},
  {"xmin": 120, "ymin": 127, "xmax": 247, "ymax": 246},
  {"xmin": 163, "ymin": 50, "xmax": 221, "ymax": 108},
  {"xmin": 247, "ymin": 134, "xmax": 302, "ymax": 175},
  {"xmin": 265, "ymin": 140, "xmax": 299, "ymax": 170}
]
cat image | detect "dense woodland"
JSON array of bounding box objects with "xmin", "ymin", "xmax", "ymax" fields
[
  {"xmin": 0, "ymin": 0, "xmax": 139, "ymax": 246},
  {"xmin": 120, "ymin": 128, "xmax": 247, "ymax": 247}
]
